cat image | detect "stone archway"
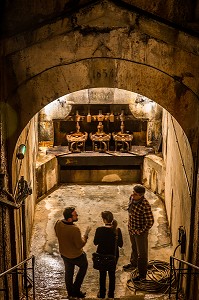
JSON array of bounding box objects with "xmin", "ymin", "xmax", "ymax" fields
[
  {"xmin": 2, "ymin": 2, "xmax": 199, "ymax": 298},
  {"xmin": 4, "ymin": 0, "xmax": 199, "ymax": 165},
  {"xmin": 9, "ymin": 56, "xmax": 197, "ymax": 262},
  {"xmin": 8, "ymin": 57, "xmax": 199, "ymax": 160}
]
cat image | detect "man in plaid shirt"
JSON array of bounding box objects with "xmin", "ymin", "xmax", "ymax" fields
[{"xmin": 123, "ymin": 185, "xmax": 154, "ymax": 281}]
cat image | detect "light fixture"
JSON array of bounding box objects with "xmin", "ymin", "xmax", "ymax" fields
[{"xmin": 17, "ymin": 144, "xmax": 26, "ymax": 159}]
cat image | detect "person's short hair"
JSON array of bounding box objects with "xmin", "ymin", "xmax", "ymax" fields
[
  {"xmin": 63, "ymin": 207, "xmax": 75, "ymax": 220},
  {"xmin": 101, "ymin": 211, "xmax": 113, "ymax": 223},
  {"xmin": 133, "ymin": 184, "xmax": 145, "ymax": 195}
]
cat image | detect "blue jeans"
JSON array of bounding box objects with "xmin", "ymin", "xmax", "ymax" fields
[{"xmin": 61, "ymin": 252, "xmax": 88, "ymax": 296}]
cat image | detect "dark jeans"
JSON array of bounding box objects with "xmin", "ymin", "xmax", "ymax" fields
[
  {"xmin": 99, "ymin": 267, "xmax": 116, "ymax": 298},
  {"xmin": 61, "ymin": 252, "xmax": 88, "ymax": 296},
  {"xmin": 130, "ymin": 231, "xmax": 148, "ymax": 278}
]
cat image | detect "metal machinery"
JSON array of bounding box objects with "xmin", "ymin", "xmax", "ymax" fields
[
  {"xmin": 66, "ymin": 111, "xmax": 88, "ymax": 152},
  {"xmin": 112, "ymin": 110, "xmax": 133, "ymax": 152},
  {"xmin": 66, "ymin": 109, "xmax": 133, "ymax": 153},
  {"xmin": 89, "ymin": 110, "xmax": 111, "ymax": 152}
]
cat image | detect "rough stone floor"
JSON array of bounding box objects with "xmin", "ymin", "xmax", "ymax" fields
[{"xmin": 29, "ymin": 184, "xmax": 176, "ymax": 300}]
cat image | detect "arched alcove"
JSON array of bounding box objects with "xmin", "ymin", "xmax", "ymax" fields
[
  {"xmin": 7, "ymin": 58, "xmax": 199, "ymax": 165},
  {"xmin": 2, "ymin": 1, "xmax": 199, "ymax": 298}
]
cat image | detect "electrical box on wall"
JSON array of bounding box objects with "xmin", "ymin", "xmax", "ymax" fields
[
  {"xmin": 0, "ymin": 174, "xmax": 5, "ymax": 189},
  {"xmin": 178, "ymin": 226, "xmax": 186, "ymax": 254}
]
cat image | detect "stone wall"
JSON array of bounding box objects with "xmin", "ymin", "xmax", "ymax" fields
[
  {"xmin": 142, "ymin": 154, "xmax": 165, "ymax": 198},
  {"xmin": 162, "ymin": 109, "xmax": 193, "ymax": 257},
  {"xmin": 38, "ymin": 88, "xmax": 162, "ymax": 149},
  {"xmin": 36, "ymin": 152, "xmax": 58, "ymax": 200},
  {"xmin": 142, "ymin": 108, "xmax": 194, "ymax": 261},
  {"xmin": 2, "ymin": 0, "xmax": 197, "ymax": 37},
  {"xmin": 11, "ymin": 116, "xmax": 38, "ymax": 259},
  {"xmin": 3, "ymin": 1, "xmax": 199, "ymax": 161},
  {"xmin": 59, "ymin": 168, "xmax": 141, "ymax": 184}
]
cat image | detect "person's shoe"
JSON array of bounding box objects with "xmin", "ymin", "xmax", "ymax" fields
[
  {"xmin": 72, "ymin": 291, "xmax": 86, "ymax": 298},
  {"xmin": 108, "ymin": 293, "xmax": 114, "ymax": 298},
  {"xmin": 123, "ymin": 263, "xmax": 136, "ymax": 271},
  {"xmin": 132, "ymin": 275, "xmax": 146, "ymax": 282},
  {"xmin": 97, "ymin": 292, "xmax": 105, "ymax": 298}
]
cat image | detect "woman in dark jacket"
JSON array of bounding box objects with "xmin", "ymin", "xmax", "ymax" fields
[{"xmin": 93, "ymin": 211, "xmax": 123, "ymax": 298}]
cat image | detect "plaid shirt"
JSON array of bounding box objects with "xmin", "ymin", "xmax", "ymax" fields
[{"xmin": 128, "ymin": 195, "xmax": 154, "ymax": 235}]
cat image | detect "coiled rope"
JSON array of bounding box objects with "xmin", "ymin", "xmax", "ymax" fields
[{"xmin": 127, "ymin": 260, "xmax": 176, "ymax": 293}]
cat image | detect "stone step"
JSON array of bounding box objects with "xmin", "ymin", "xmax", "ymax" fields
[
  {"xmin": 85, "ymin": 297, "xmax": 161, "ymax": 300},
  {"xmin": 75, "ymin": 298, "xmax": 144, "ymax": 300},
  {"xmin": 26, "ymin": 295, "xmax": 173, "ymax": 300}
]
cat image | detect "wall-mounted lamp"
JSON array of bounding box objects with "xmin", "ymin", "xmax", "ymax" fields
[{"xmin": 17, "ymin": 144, "xmax": 26, "ymax": 159}]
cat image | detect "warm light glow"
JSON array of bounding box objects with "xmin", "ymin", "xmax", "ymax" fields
[
  {"xmin": 42, "ymin": 95, "xmax": 72, "ymax": 119},
  {"xmin": 144, "ymin": 101, "xmax": 155, "ymax": 113},
  {"xmin": 44, "ymin": 101, "xmax": 55, "ymax": 116}
]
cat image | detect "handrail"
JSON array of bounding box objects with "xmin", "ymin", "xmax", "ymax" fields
[
  {"xmin": 0, "ymin": 189, "xmax": 22, "ymax": 208},
  {"xmin": 169, "ymin": 256, "xmax": 199, "ymax": 300},
  {"xmin": 0, "ymin": 255, "xmax": 35, "ymax": 299},
  {"xmin": 0, "ymin": 256, "xmax": 34, "ymax": 278},
  {"xmin": 170, "ymin": 256, "xmax": 199, "ymax": 270}
]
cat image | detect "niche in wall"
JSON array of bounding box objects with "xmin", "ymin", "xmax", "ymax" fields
[{"xmin": 53, "ymin": 104, "xmax": 148, "ymax": 150}]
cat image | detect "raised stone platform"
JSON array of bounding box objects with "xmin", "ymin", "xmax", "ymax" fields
[
  {"xmin": 56, "ymin": 151, "xmax": 144, "ymax": 167},
  {"xmin": 43, "ymin": 146, "xmax": 155, "ymax": 183},
  {"xmin": 46, "ymin": 145, "xmax": 154, "ymax": 167}
]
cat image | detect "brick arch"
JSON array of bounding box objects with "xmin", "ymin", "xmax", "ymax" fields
[{"xmin": 10, "ymin": 57, "xmax": 198, "ymax": 157}]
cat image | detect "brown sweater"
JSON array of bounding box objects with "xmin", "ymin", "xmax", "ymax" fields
[{"xmin": 54, "ymin": 220, "xmax": 87, "ymax": 258}]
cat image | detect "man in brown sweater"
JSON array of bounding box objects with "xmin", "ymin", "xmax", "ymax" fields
[{"xmin": 55, "ymin": 207, "xmax": 91, "ymax": 298}]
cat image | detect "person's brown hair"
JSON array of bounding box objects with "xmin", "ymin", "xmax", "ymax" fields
[
  {"xmin": 133, "ymin": 184, "xmax": 145, "ymax": 195},
  {"xmin": 63, "ymin": 207, "xmax": 75, "ymax": 220},
  {"xmin": 101, "ymin": 211, "xmax": 117, "ymax": 231}
]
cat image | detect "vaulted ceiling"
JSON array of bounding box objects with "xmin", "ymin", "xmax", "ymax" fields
[{"xmin": 1, "ymin": 0, "xmax": 198, "ymax": 38}]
